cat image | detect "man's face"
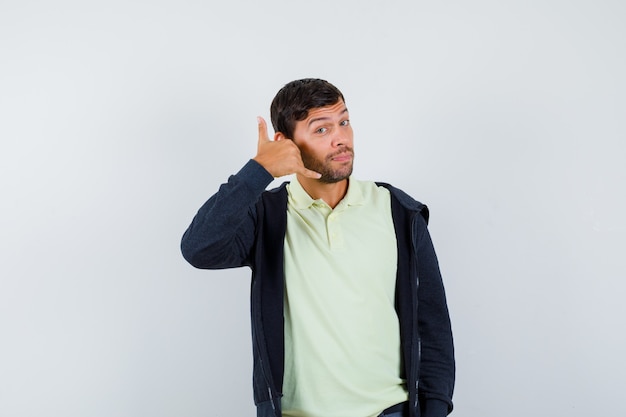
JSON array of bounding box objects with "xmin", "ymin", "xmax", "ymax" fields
[{"xmin": 290, "ymin": 100, "xmax": 354, "ymax": 183}]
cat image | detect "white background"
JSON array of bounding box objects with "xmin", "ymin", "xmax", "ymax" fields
[{"xmin": 1, "ymin": 1, "xmax": 625, "ymax": 416}]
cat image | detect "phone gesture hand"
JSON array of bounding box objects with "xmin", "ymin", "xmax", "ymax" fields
[{"xmin": 253, "ymin": 117, "xmax": 321, "ymax": 179}]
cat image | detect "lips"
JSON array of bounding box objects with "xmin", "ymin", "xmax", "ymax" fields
[
  {"xmin": 332, "ymin": 153, "xmax": 351, "ymax": 161},
  {"xmin": 329, "ymin": 149, "xmax": 353, "ymax": 162}
]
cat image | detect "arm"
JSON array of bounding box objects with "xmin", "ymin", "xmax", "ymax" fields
[
  {"xmin": 180, "ymin": 159, "xmax": 273, "ymax": 269},
  {"xmin": 414, "ymin": 215, "xmax": 455, "ymax": 417},
  {"xmin": 181, "ymin": 117, "xmax": 320, "ymax": 270}
]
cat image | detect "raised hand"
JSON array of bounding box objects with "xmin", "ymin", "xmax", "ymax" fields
[{"xmin": 253, "ymin": 117, "xmax": 321, "ymax": 179}]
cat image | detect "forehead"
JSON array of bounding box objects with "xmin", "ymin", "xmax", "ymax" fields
[{"xmin": 303, "ymin": 100, "xmax": 348, "ymax": 123}]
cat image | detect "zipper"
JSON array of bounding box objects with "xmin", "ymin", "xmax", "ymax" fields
[
  {"xmin": 251, "ymin": 297, "xmax": 278, "ymax": 413},
  {"xmin": 410, "ymin": 212, "xmax": 421, "ymax": 416}
]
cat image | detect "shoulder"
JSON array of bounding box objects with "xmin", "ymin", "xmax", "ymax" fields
[
  {"xmin": 259, "ymin": 181, "xmax": 289, "ymax": 205},
  {"xmin": 265, "ymin": 181, "xmax": 289, "ymax": 194},
  {"xmin": 351, "ymin": 179, "xmax": 391, "ymax": 200},
  {"xmin": 374, "ymin": 181, "xmax": 430, "ymax": 224}
]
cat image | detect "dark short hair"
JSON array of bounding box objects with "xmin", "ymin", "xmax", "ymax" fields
[{"xmin": 270, "ymin": 78, "xmax": 345, "ymax": 139}]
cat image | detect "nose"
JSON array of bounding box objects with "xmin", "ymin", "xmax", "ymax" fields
[
  {"xmin": 331, "ymin": 135, "xmax": 344, "ymax": 147},
  {"xmin": 331, "ymin": 127, "xmax": 352, "ymax": 148}
]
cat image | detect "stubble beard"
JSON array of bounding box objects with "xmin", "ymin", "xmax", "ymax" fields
[{"xmin": 301, "ymin": 147, "xmax": 355, "ymax": 184}]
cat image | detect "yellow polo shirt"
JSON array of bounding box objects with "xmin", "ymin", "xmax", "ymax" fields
[{"xmin": 282, "ymin": 177, "xmax": 408, "ymax": 417}]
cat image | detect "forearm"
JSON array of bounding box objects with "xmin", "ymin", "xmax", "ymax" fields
[{"xmin": 180, "ymin": 159, "xmax": 274, "ymax": 269}]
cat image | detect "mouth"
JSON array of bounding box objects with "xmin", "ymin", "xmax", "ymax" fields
[{"xmin": 330, "ymin": 151, "xmax": 353, "ymax": 162}]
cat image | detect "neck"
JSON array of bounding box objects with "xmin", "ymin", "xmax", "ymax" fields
[{"xmin": 296, "ymin": 175, "xmax": 349, "ymax": 209}]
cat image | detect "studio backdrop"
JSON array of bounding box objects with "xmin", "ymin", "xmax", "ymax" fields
[{"xmin": 1, "ymin": 1, "xmax": 625, "ymax": 416}]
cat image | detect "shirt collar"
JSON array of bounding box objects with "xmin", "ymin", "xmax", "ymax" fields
[{"xmin": 288, "ymin": 176, "xmax": 365, "ymax": 210}]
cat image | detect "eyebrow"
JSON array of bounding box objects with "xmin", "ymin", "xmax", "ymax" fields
[{"xmin": 307, "ymin": 108, "xmax": 349, "ymax": 127}]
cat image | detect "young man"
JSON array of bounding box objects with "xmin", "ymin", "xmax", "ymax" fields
[{"xmin": 181, "ymin": 79, "xmax": 455, "ymax": 417}]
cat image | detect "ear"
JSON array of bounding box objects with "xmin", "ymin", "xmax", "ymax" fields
[{"xmin": 274, "ymin": 132, "xmax": 287, "ymax": 141}]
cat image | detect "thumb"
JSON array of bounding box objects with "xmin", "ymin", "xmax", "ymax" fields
[{"xmin": 257, "ymin": 116, "xmax": 270, "ymax": 144}]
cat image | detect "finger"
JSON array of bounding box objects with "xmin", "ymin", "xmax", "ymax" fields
[
  {"xmin": 299, "ymin": 167, "xmax": 322, "ymax": 179},
  {"xmin": 257, "ymin": 116, "xmax": 270, "ymax": 143}
]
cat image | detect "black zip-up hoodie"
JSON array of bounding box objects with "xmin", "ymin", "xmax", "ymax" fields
[{"xmin": 181, "ymin": 160, "xmax": 455, "ymax": 417}]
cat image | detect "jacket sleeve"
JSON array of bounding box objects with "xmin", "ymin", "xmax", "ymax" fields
[
  {"xmin": 180, "ymin": 159, "xmax": 274, "ymax": 269},
  {"xmin": 414, "ymin": 213, "xmax": 455, "ymax": 417}
]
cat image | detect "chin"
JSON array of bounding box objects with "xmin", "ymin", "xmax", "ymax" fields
[{"xmin": 318, "ymin": 168, "xmax": 353, "ymax": 184}]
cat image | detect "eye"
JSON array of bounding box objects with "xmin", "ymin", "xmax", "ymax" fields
[
  {"xmin": 340, "ymin": 120, "xmax": 350, "ymax": 126},
  {"xmin": 315, "ymin": 127, "xmax": 328, "ymax": 134}
]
